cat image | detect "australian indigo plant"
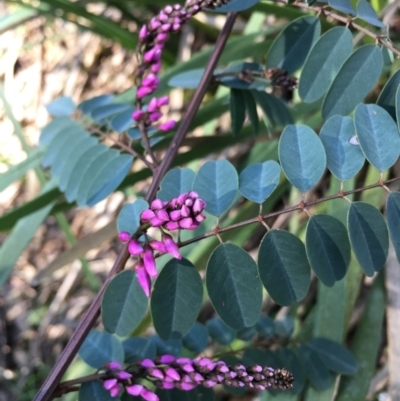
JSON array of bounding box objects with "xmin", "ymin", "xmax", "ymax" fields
[{"xmin": 20, "ymin": 0, "xmax": 400, "ymax": 400}]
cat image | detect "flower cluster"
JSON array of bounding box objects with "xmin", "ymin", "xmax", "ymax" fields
[
  {"xmin": 133, "ymin": 0, "xmax": 233, "ymax": 133},
  {"xmin": 118, "ymin": 191, "xmax": 206, "ymax": 297},
  {"xmin": 102, "ymin": 356, "xmax": 294, "ymax": 399}
]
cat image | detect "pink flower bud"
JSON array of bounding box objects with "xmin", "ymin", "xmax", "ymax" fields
[
  {"xmin": 110, "ymin": 383, "xmax": 120, "ymax": 397},
  {"xmin": 163, "ymin": 234, "xmax": 181, "ymax": 260},
  {"xmin": 166, "ymin": 367, "xmax": 181, "ymax": 381},
  {"xmin": 142, "ymin": 73, "xmax": 159, "ymax": 88},
  {"xmin": 182, "ymin": 364, "xmax": 194, "ymax": 372},
  {"xmin": 139, "ymin": 25, "xmax": 148, "ymax": 40},
  {"xmin": 149, "ymin": 368, "xmax": 164, "ymax": 379},
  {"xmin": 151, "ymin": 198, "xmax": 164, "ymax": 210},
  {"xmin": 143, "ymin": 248, "xmax": 158, "ymax": 278},
  {"xmin": 157, "ymin": 96, "xmax": 169, "ymax": 107},
  {"xmin": 193, "ymin": 198, "xmax": 205, "ymax": 213},
  {"xmin": 164, "ymin": 221, "xmax": 180, "ymax": 231},
  {"xmin": 141, "ymin": 209, "xmax": 156, "ymax": 221},
  {"xmin": 128, "ymin": 240, "xmax": 144, "ymax": 255},
  {"xmin": 144, "ymin": 48, "xmax": 161, "ymax": 63},
  {"xmin": 151, "ymin": 61, "xmax": 162, "ymax": 73},
  {"xmin": 177, "ymin": 193, "xmax": 189, "ymax": 205},
  {"xmin": 156, "ymin": 33, "xmax": 168, "ymax": 43},
  {"xmin": 148, "ymin": 97, "xmax": 159, "ymax": 113},
  {"xmin": 177, "ymin": 357, "xmax": 192, "ymax": 364},
  {"xmin": 107, "ymin": 361, "xmax": 122, "ymax": 370},
  {"xmin": 103, "ymin": 379, "xmax": 118, "ymax": 390},
  {"xmin": 149, "ymin": 111, "xmax": 163, "ymax": 122},
  {"xmin": 140, "ymin": 388, "xmax": 159, "ymax": 401},
  {"xmin": 118, "ymin": 370, "xmax": 132, "ymax": 379},
  {"xmin": 161, "ymin": 23, "xmax": 172, "ymax": 32},
  {"xmin": 160, "ymin": 382, "xmax": 174, "ymax": 389},
  {"xmin": 169, "ymin": 210, "xmax": 181, "ymax": 221},
  {"xmin": 189, "ymin": 191, "xmax": 199, "ymax": 198},
  {"xmin": 126, "ymin": 384, "xmax": 143, "ymax": 396},
  {"xmin": 141, "ymin": 358, "xmax": 156, "ymax": 368},
  {"xmin": 180, "ymin": 383, "xmax": 195, "ymax": 391},
  {"xmin": 136, "ymin": 265, "xmax": 151, "ymax": 298},
  {"xmin": 150, "ymin": 216, "xmax": 164, "ymax": 227},
  {"xmin": 159, "ymin": 12, "xmax": 169, "ymax": 22},
  {"xmin": 164, "ymin": 5, "xmax": 173, "ymax": 13},
  {"xmin": 179, "ymin": 218, "xmax": 194, "ymax": 229},
  {"xmin": 150, "ymin": 20, "xmax": 161, "ymax": 30},
  {"xmin": 132, "ymin": 110, "xmax": 144, "ymax": 122},
  {"xmin": 159, "ymin": 354, "xmax": 175, "ymax": 364},
  {"xmin": 184, "ymin": 198, "xmax": 193, "ymax": 207},
  {"xmin": 173, "ymin": 23, "xmax": 181, "ymax": 31},
  {"xmin": 181, "ymin": 205, "xmax": 190, "ymax": 217},
  {"xmin": 150, "ymin": 240, "xmax": 167, "ymax": 253},
  {"xmin": 195, "ymin": 213, "xmax": 206, "ymax": 223},
  {"xmin": 137, "ymin": 86, "xmax": 154, "ymax": 99},
  {"xmin": 156, "ymin": 209, "xmax": 170, "ymax": 222},
  {"xmin": 159, "ymin": 120, "xmax": 176, "ymax": 131},
  {"xmin": 187, "ymin": 222, "xmax": 200, "ymax": 230},
  {"xmin": 118, "ymin": 231, "xmax": 131, "ymax": 242}
]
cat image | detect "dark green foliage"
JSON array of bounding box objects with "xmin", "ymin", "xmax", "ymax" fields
[
  {"xmin": 151, "ymin": 258, "xmax": 203, "ymax": 340},
  {"xmin": 123, "ymin": 337, "xmax": 156, "ymax": 363}
]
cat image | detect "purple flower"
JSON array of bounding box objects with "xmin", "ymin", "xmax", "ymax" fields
[
  {"xmin": 151, "ymin": 198, "xmax": 164, "ymax": 210},
  {"xmin": 169, "ymin": 210, "xmax": 182, "ymax": 221},
  {"xmin": 140, "ymin": 387, "xmax": 159, "ymax": 401},
  {"xmin": 159, "ymin": 120, "xmax": 176, "ymax": 131},
  {"xmin": 118, "ymin": 370, "xmax": 132, "ymax": 379},
  {"xmin": 180, "ymin": 205, "xmax": 190, "ymax": 217},
  {"xmin": 150, "ymin": 216, "xmax": 164, "ymax": 227},
  {"xmin": 137, "ymin": 86, "xmax": 154, "ymax": 99},
  {"xmin": 109, "ymin": 383, "xmax": 120, "ymax": 397},
  {"xmin": 141, "ymin": 209, "xmax": 156, "ymax": 221},
  {"xmin": 149, "ymin": 111, "xmax": 163, "ymax": 122},
  {"xmin": 179, "ymin": 217, "xmax": 193, "ymax": 229},
  {"xmin": 141, "ymin": 359, "xmax": 156, "ymax": 368},
  {"xmin": 128, "ymin": 240, "xmax": 144, "ymax": 256},
  {"xmin": 107, "ymin": 361, "xmax": 122, "ymax": 370},
  {"xmin": 163, "ymin": 234, "xmax": 181, "ymax": 260},
  {"xmin": 103, "ymin": 379, "xmax": 118, "ymax": 390},
  {"xmin": 132, "ymin": 110, "xmax": 145, "ymax": 122},
  {"xmin": 180, "ymin": 383, "xmax": 196, "ymax": 391},
  {"xmin": 126, "ymin": 384, "xmax": 143, "ymax": 396},
  {"xmin": 157, "ymin": 96, "xmax": 169, "ymax": 107},
  {"xmin": 149, "ymin": 368, "xmax": 164, "ymax": 379},
  {"xmin": 118, "ymin": 231, "xmax": 131, "ymax": 242},
  {"xmin": 139, "ymin": 25, "xmax": 148, "ymax": 40},
  {"xmin": 136, "ymin": 265, "xmax": 152, "ymax": 298},
  {"xmin": 147, "ymin": 97, "xmax": 159, "ymax": 113},
  {"xmin": 195, "ymin": 213, "xmax": 206, "ymax": 223},
  {"xmin": 164, "ymin": 221, "xmax": 180, "ymax": 231},
  {"xmin": 177, "ymin": 193, "xmax": 189, "ymax": 205},
  {"xmin": 159, "ymin": 354, "xmax": 175, "ymax": 364},
  {"xmin": 156, "ymin": 209, "xmax": 170, "ymax": 222},
  {"xmin": 151, "ymin": 61, "xmax": 161, "ymax": 73},
  {"xmin": 143, "ymin": 247, "xmax": 158, "ymax": 278},
  {"xmin": 166, "ymin": 367, "xmax": 181, "ymax": 381},
  {"xmin": 160, "ymin": 382, "xmax": 174, "ymax": 389},
  {"xmin": 150, "ymin": 240, "xmax": 167, "ymax": 253}
]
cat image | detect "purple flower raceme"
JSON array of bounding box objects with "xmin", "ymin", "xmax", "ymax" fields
[{"xmin": 101, "ymin": 356, "xmax": 294, "ymax": 399}]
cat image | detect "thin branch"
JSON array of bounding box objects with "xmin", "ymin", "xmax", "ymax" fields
[
  {"xmin": 179, "ymin": 176, "xmax": 400, "ymax": 247},
  {"xmin": 33, "ymin": 12, "xmax": 238, "ymax": 401},
  {"xmin": 277, "ymin": 0, "xmax": 400, "ymax": 57}
]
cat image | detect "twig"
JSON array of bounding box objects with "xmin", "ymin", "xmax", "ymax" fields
[{"xmin": 32, "ymin": 12, "xmax": 238, "ymax": 401}]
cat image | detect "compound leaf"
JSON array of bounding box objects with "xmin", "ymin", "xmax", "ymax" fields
[
  {"xmin": 258, "ymin": 230, "xmax": 311, "ymax": 305},
  {"xmin": 151, "ymin": 258, "xmax": 203, "ymax": 340},
  {"xmin": 117, "ymin": 199, "xmax": 149, "ymax": 236},
  {"xmin": 158, "ymin": 168, "xmax": 196, "ymax": 201},
  {"xmin": 206, "ymin": 243, "xmax": 262, "ymax": 329},
  {"xmin": 348, "ymin": 202, "xmax": 388, "ymax": 276},
  {"xmin": 279, "ymin": 124, "xmax": 326, "ymax": 192},
  {"xmin": 102, "ymin": 270, "xmax": 148, "ymax": 337}
]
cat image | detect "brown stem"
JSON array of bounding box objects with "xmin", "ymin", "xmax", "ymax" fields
[{"xmin": 33, "ymin": 12, "xmax": 238, "ymax": 401}]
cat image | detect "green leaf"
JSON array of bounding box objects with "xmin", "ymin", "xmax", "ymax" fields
[
  {"xmin": 243, "ymin": 91, "xmax": 259, "ymax": 135},
  {"xmin": 76, "ymin": 149, "xmax": 120, "ymax": 206},
  {"xmin": 356, "ymin": 0, "xmax": 385, "ymax": 27},
  {"xmin": 46, "ymin": 96, "xmax": 75, "ymax": 116},
  {"xmin": 102, "ymin": 270, "xmax": 148, "ymax": 337},
  {"xmin": 242, "ymin": 348, "xmax": 282, "ymax": 368},
  {"xmin": 151, "ymin": 258, "xmax": 203, "ymax": 340},
  {"xmin": 275, "ymin": 317, "xmax": 295, "ymax": 338},
  {"xmin": 109, "ymin": 108, "xmax": 135, "ymax": 133},
  {"xmin": 306, "ymin": 215, "xmax": 351, "ymax": 286},
  {"xmin": 91, "ymin": 103, "xmax": 132, "ymax": 121},
  {"xmin": 78, "ymin": 330, "xmax": 124, "ymax": 368},
  {"xmin": 329, "ymin": 0, "xmax": 356, "ymax": 15},
  {"xmin": 336, "ymin": 274, "xmax": 385, "ymax": 401},
  {"xmin": 182, "ymin": 322, "xmax": 209, "ymax": 353},
  {"xmin": 239, "ymin": 161, "xmax": 281, "ymax": 203},
  {"xmin": 256, "ymin": 315, "xmax": 275, "ymax": 338},
  {"xmin": 355, "ymin": 104, "xmax": 400, "ymax": 171},
  {"xmin": 258, "ymin": 230, "xmax": 311, "ymax": 306},
  {"xmin": 64, "ymin": 144, "xmax": 109, "ymax": 202},
  {"xmin": 319, "ymin": 115, "xmax": 365, "ymax": 181},
  {"xmin": 299, "ymin": 27, "xmax": 353, "ymax": 103},
  {"xmin": 251, "ymin": 91, "xmax": 293, "ymax": 129},
  {"xmin": 78, "ymin": 94, "xmax": 114, "ymax": 114},
  {"xmin": 58, "ymin": 136, "xmax": 98, "ymax": 191},
  {"xmin": 0, "ymin": 147, "xmax": 44, "ymax": 192},
  {"xmin": 307, "ymin": 338, "xmax": 358, "ymax": 374},
  {"xmin": 0, "ymin": 185, "xmax": 55, "ymax": 287},
  {"xmin": 347, "ymin": 202, "xmax": 388, "ymax": 276},
  {"xmin": 206, "ymin": 317, "xmax": 236, "ymax": 345},
  {"xmin": 236, "ymin": 326, "xmax": 256, "ymax": 341},
  {"xmin": 42, "ymin": 121, "xmax": 83, "ymax": 168},
  {"xmin": 230, "ymin": 89, "xmax": 246, "ymax": 136},
  {"xmin": 386, "ymin": 192, "xmax": 400, "ymax": 262},
  {"xmin": 117, "ymin": 199, "xmax": 149, "ymax": 236},
  {"xmin": 266, "ymin": 16, "xmax": 321, "ymax": 74},
  {"xmin": 193, "ymin": 160, "xmax": 238, "ymax": 216},
  {"xmin": 152, "ymin": 335, "xmax": 182, "ymax": 356},
  {"xmin": 298, "ymin": 346, "xmax": 333, "ymax": 391},
  {"xmin": 206, "ymin": 243, "xmax": 262, "ymax": 329},
  {"xmin": 213, "ymin": 0, "xmax": 260, "ymax": 12},
  {"xmin": 51, "ymin": 130, "xmax": 90, "ymax": 177},
  {"xmin": 279, "ymin": 124, "xmax": 326, "ymax": 192},
  {"xmin": 86, "ymin": 154, "xmax": 134, "ymax": 207},
  {"xmin": 168, "ymin": 68, "xmax": 205, "ymax": 89},
  {"xmin": 79, "ymin": 381, "xmax": 118, "ymax": 401},
  {"xmin": 377, "ymin": 70, "xmax": 400, "ymax": 120},
  {"xmin": 39, "ymin": 116, "xmax": 77, "ymax": 145},
  {"xmin": 278, "ymin": 348, "xmax": 305, "ymax": 394},
  {"xmin": 157, "ymin": 168, "xmax": 196, "ymax": 201},
  {"xmin": 322, "ymin": 45, "xmax": 383, "ymax": 120},
  {"xmin": 123, "ymin": 337, "xmax": 156, "ymax": 364}
]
